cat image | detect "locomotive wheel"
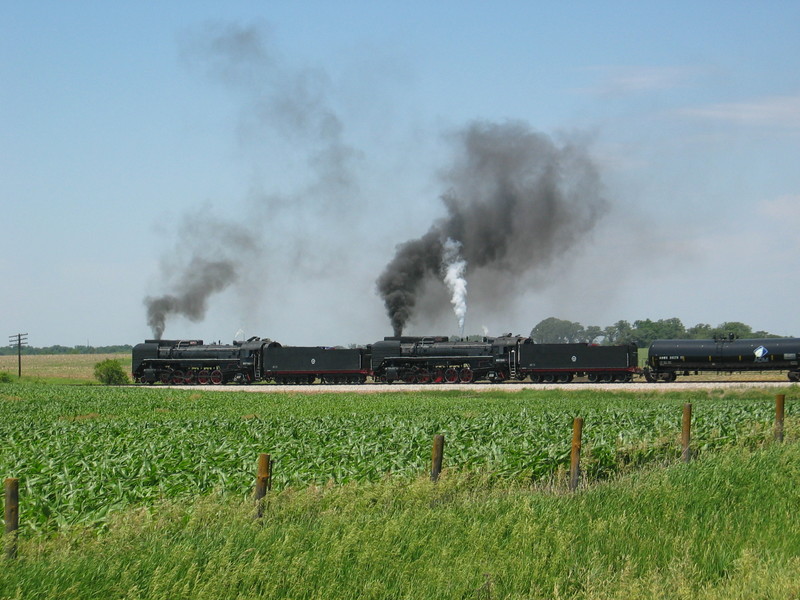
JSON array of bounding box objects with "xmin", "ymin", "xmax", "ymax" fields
[
  {"xmin": 433, "ymin": 369, "xmax": 445, "ymax": 383},
  {"xmin": 417, "ymin": 368, "xmax": 431, "ymax": 384},
  {"xmin": 459, "ymin": 368, "xmax": 474, "ymax": 383},
  {"xmin": 171, "ymin": 370, "xmax": 185, "ymax": 385},
  {"xmin": 587, "ymin": 373, "xmax": 599, "ymax": 383},
  {"xmin": 557, "ymin": 373, "xmax": 573, "ymax": 383},
  {"xmin": 183, "ymin": 371, "xmax": 196, "ymax": 385},
  {"xmin": 528, "ymin": 374, "xmax": 542, "ymax": 383},
  {"xmin": 444, "ymin": 368, "xmax": 459, "ymax": 383},
  {"xmin": 210, "ymin": 369, "xmax": 224, "ymax": 385},
  {"xmin": 403, "ymin": 372, "xmax": 417, "ymax": 384},
  {"xmin": 159, "ymin": 371, "xmax": 171, "ymax": 384},
  {"xmin": 197, "ymin": 370, "xmax": 210, "ymax": 385}
]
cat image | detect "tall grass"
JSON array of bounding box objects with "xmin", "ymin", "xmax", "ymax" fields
[{"xmin": 3, "ymin": 442, "xmax": 800, "ymax": 599}]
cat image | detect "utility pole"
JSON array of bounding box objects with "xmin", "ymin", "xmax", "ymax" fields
[{"xmin": 8, "ymin": 333, "xmax": 28, "ymax": 378}]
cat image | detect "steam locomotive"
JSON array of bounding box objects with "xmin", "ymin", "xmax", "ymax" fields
[
  {"xmin": 132, "ymin": 335, "xmax": 640, "ymax": 385},
  {"xmin": 132, "ymin": 334, "xmax": 800, "ymax": 385}
]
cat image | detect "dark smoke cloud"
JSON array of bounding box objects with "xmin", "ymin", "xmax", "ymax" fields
[
  {"xmin": 145, "ymin": 258, "xmax": 238, "ymax": 339},
  {"xmin": 377, "ymin": 120, "xmax": 608, "ymax": 336},
  {"xmin": 144, "ymin": 215, "xmax": 261, "ymax": 339},
  {"xmin": 145, "ymin": 22, "xmax": 359, "ymax": 339}
]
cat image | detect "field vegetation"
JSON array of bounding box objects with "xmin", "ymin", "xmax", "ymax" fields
[
  {"xmin": 1, "ymin": 360, "xmax": 799, "ymax": 598},
  {"xmin": 0, "ymin": 353, "xmax": 130, "ymax": 384}
]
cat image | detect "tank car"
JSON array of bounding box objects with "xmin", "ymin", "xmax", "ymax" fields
[{"xmin": 646, "ymin": 337, "xmax": 800, "ymax": 382}]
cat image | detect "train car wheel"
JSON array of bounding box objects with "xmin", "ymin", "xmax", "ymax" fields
[
  {"xmin": 557, "ymin": 373, "xmax": 573, "ymax": 383},
  {"xmin": 159, "ymin": 371, "xmax": 171, "ymax": 384},
  {"xmin": 210, "ymin": 369, "xmax": 224, "ymax": 385},
  {"xmin": 417, "ymin": 368, "xmax": 431, "ymax": 384},
  {"xmin": 184, "ymin": 371, "xmax": 196, "ymax": 385},
  {"xmin": 459, "ymin": 368, "xmax": 474, "ymax": 383},
  {"xmin": 587, "ymin": 373, "xmax": 599, "ymax": 383},
  {"xmin": 528, "ymin": 374, "xmax": 541, "ymax": 383},
  {"xmin": 171, "ymin": 370, "xmax": 185, "ymax": 385},
  {"xmin": 403, "ymin": 372, "xmax": 417, "ymax": 384},
  {"xmin": 197, "ymin": 370, "xmax": 210, "ymax": 385},
  {"xmin": 433, "ymin": 369, "xmax": 445, "ymax": 383},
  {"xmin": 444, "ymin": 368, "xmax": 459, "ymax": 383}
]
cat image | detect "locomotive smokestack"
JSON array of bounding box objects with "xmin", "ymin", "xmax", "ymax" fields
[{"xmin": 377, "ymin": 120, "xmax": 607, "ymax": 334}]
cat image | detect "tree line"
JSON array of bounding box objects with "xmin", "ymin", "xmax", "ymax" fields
[{"xmin": 529, "ymin": 317, "xmax": 787, "ymax": 347}]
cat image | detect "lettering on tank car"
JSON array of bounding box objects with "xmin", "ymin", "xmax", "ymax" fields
[{"xmin": 658, "ymin": 355, "xmax": 683, "ymax": 361}]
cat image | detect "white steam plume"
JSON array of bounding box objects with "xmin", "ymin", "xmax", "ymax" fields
[{"xmin": 442, "ymin": 238, "xmax": 468, "ymax": 335}]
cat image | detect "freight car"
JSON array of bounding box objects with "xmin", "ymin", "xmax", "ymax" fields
[{"xmin": 645, "ymin": 336, "xmax": 800, "ymax": 382}]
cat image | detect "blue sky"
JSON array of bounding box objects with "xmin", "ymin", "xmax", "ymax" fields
[{"xmin": 2, "ymin": 2, "xmax": 799, "ymax": 346}]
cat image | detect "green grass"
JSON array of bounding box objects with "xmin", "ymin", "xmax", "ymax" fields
[{"xmin": 2, "ymin": 442, "xmax": 800, "ymax": 599}]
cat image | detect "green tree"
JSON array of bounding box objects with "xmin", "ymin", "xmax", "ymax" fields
[
  {"xmin": 603, "ymin": 320, "xmax": 634, "ymax": 344},
  {"xmin": 530, "ymin": 317, "xmax": 585, "ymax": 343},
  {"xmin": 584, "ymin": 326, "xmax": 604, "ymax": 344},
  {"xmin": 633, "ymin": 318, "xmax": 686, "ymax": 346},
  {"xmin": 93, "ymin": 359, "xmax": 129, "ymax": 385},
  {"xmin": 687, "ymin": 323, "xmax": 714, "ymax": 338},
  {"xmin": 712, "ymin": 321, "xmax": 753, "ymax": 340}
]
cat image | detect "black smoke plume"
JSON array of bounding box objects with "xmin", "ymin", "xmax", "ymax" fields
[
  {"xmin": 377, "ymin": 120, "xmax": 608, "ymax": 336},
  {"xmin": 144, "ymin": 23, "xmax": 357, "ymax": 339},
  {"xmin": 145, "ymin": 258, "xmax": 238, "ymax": 339}
]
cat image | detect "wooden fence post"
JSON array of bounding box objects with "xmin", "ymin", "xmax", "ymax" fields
[
  {"xmin": 775, "ymin": 394, "xmax": 785, "ymax": 443},
  {"xmin": 254, "ymin": 454, "xmax": 272, "ymax": 518},
  {"xmin": 4, "ymin": 478, "xmax": 19, "ymax": 560},
  {"xmin": 431, "ymin": 434, "xmax": 445, "ymax": 482},
  {"xmin": 681, "ymin": 403, "xmax": 692, "ymax": 463},
  {"xmin": 569, "ymin": 418, "xmax": 584, "ymax": 492}
]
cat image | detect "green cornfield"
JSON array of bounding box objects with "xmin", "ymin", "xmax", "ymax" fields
[{"xmin": 0, "ymin": 384, "xmax": 795, "ymax": 532}]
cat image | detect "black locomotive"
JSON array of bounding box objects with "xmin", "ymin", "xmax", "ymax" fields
[
  {"xmin": 646, "ymin": 336, "xmax": 800, "ymax": 382},
  {"xmin": 132, "ymin": 335, "xmax": 640, "ymax": 385}
]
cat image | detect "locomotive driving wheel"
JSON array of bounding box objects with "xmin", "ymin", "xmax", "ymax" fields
[
  {"xmin": 444, "ymin": 368, "xmax": 459, "ymax": 383},
  {"xmin": 210, "ymin": 369, "xmax": 224, "ymax": 385},
  {"xmin": 459, "ymin": 368, "xmax": 474, "ymax": 383},
  {"xmin": 417, "ymin": 368, "xmax": 431, "ymax": 384}
]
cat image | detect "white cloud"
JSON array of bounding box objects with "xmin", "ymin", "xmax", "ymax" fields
[
  {"xmin": 581, "ymin": 65, "xmax": 698, "ymax": 96},
  {"xmin": 680, "ymin": 94, "xmax": 800, "ymax": 129},
  {"xmin": 758, "ymin": 194, "xmax": 800, "ymax": 221}
]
